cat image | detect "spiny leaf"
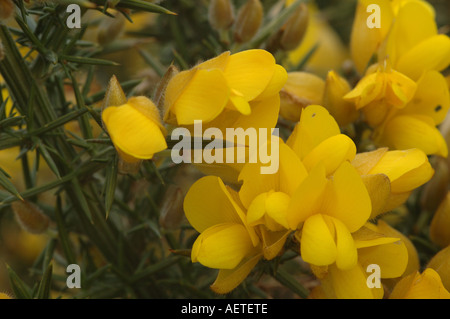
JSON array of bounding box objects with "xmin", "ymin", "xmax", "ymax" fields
[
  {"xmin": 104, "ymin": 155, "xmax": 118, "ymax": 219},
  {"xmin": 36, "ymin": 263, "xmax": 53, "ymax": 299},
  {"xmin": 0, "ymin": 167, "xmax": 23, "ymax": 200},
  {"xmin": 6, "ymin": 264, "xmax": 32, "ymax": 299}
]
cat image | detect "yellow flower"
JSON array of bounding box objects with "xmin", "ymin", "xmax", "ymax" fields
[
  {"xmin": 389, "ymin": 268, "xmax": 450, "ymax": 299},
  {"xmin": 183, "ymin": 175, "xmax": 261, "ymax": 294},
  {"xmin": 427, "ymin": 245, "xmax": 450, "ymax": 292},
  {"xmin": 375, "ymin": 70, "xmax": 449, "ymax": 157},
  {"xmin": 352, "ymin": 147, "xmax": 434, "ymax": 217},
  {"xmin": 279, "ymin": 72, "xmax": 325, "ymax": 122},
  {"xmin": 164, "ymin": 49, "xmax": 287, "ymax": 126},
  {"xmin": 430, "ymin": 192, "xmax": 450, "ymax": 248},
  {"xmin": 379, "ymin": 0, "xmax": 450, "ymax": 81},
  {"xmin": 279, "ymin": 106, "xmax": 369, "ymax": 270},
  {"xmin": 238, "ymin": 140, "xmax": 308, "ymax": 259},
  {"xmin": 343, "ymin": 62, "xmax": 417, "ymax": 127},
  {"xmin": 101, "ymin": 76, "xmax": 167, "ymax": 166},
  {"xmin": 165, "ymin": 50, "xmax": 286, "ymax": 184},
  {"xmin": 312, "ymin": 220, "xmax": 409, "ymax": 299},
  {"xmin": 287, "ymin": 161, "xmax": 371, "ymax": 270},
  {"xmin": 286, "ymin": 105, "xmax": 356, "ymax": 176}
]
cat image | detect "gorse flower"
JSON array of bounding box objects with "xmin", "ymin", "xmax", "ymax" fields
[
  {"xmin": 164, "ymin": 49, "xmax": 286, "ymax": 126},
  {"xmin": 311, "ymin": 220, "xmax": 409, "ymax": 299},
  {"xmin": 102, "ymin": 76, "xmax": 167, "ymax": 168},
  {"xmin": 183, "ymin": 175, "xmax": 262, "ymax": 294}
]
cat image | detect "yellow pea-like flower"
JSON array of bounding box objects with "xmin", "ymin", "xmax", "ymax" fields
[
  {"xmin": 373, "ymin": 70, "xmax": 450, "ymax": 157},
  {"xmin": 164, "ymin": 49, "xmax": 286, "ymax": 126},
  {"xmin": 389, "ymin": 268, "xmax": 450, "ymax": 299},
  {"xmin": 352, "ymin": 147, "xmax": 434, "ymax": 217},
  {"xmin": 379, "ymin": 0, "xmax": 450, "ymax": 81},
  {"xmin": 102, "ymin": 96, "xmax": 167, "ymax": 163},
  {"xmin": 102, "ymin": 76, "xmax": 167, "ymax": 168},
  {"xmin": 184, "ymin": 176, "xmax": 262, "ymax": 294},
  {"xmin": 311, "ymin": 220, "xmax": 409, "ymax": 299},
  {"xmin": 343, "ymin": 62, "xmax": 417, "ymax": 114}
]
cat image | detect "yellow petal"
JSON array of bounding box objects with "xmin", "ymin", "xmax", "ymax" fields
[
  {"xmin": 300, "ymin": 214, "xmax": 337, "ymax": 266},
  {"xmin": 333, "ymin": 217, "xmax": 357, "ymax": 270},
  {"xmin": 327, "ymin": 263, "xmax": 382, "ymax": 299},
  {"xmin": 358, "ymin": 238, "xmax": 408, "ymax": 279},
  {"xmin": 351, "ymin": 147, "xmax": 388, "ymax": 175},
  {"xmin": 247, "ymin": 193, "xmax": 267, "ymax": 226},
  {"xmin": 101, "ymin": 102, "xmax": 167, "ymax": 160},
  {"xmin": 196, "ymin": 51, "xmax": 230, "ymax": 71},
  {"xmin": 376, "ymin": 115, "xmax": 448, "ymax": 157},
  {"xmin": 184, "ymin": 176, "xmax": 245, "ymax": 232},
  {"xmin": 396, "ymin": 35, "xmax": 450, "ymax": 81},
  {"xmin": 349, "ymin": 0, "xmax": 393, "ymax": 74},
  {"xmin": 265, "ymin": 191, "xmax": 291, "ymax": 229},
  {"xmin": 367, "ymin": 148, "xmax": 434, "ymax": 193},
  {"xmin": 165, "ymin": 68, "xmax": 230, "ymax": 125},
  {"xmin": 381, "ymin": 0, "xmax": 437, "ymax": 66},
  {"xmin": 390, "ymin": 268, "xmax": 450, "ymax": 299},
  {"xmin": 343, "ymin": 72, "xmax": 384, "ymax": 109},
  {"xmin": 385, "ymin": 70, "xmax": 417, "ymax": 108},
  {"xmin": 377, "ymin": 219, "xmax": 419, "ymax": 276},
  {"xmin": 287, "ymin": 164, "xmax": 328, "ymax": 229},
  {"xmin": 427, "ymin": 245, "xmax": 450, "ymax": 292},
  {"xmin": 238, "ymin": 142, "xmax": 307, "ymax": 208},
  {"xmin": 210, "ymin": 252, "xmax": 262, "ymax": 294},
  {"xmin": 287, "ymin": 105, "xmax": 340, "ymax": 160},
  {"xmin": 399, "ymin": 70, "xmax": 450, "ymax": 125},
  {"xmin": 228, "ymin": 93, "xmax": 251, "ymax": 115},
  {"xmin": 191, "ymin": 223, "xmax": 254, "ymax": 269},
  {"xmin": 324, "ymin": 161, "xmax": 371, "ymax": 232},
  {"xmin": 254, "ymin": 64, "xmax": 288, "ymax": 101},
  {"xmin": 302, "ymin": 134, "xmax": 356, "ymax": 176},
  {"xmin": 224, "ymin": 49, "xmax": 276, "ymax": 101},
  {"xmin": 353, "ymin": 224, "xmax": 402, "ymax": 249}
]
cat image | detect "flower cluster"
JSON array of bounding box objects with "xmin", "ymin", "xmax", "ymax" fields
[{"xmin": 96, "ymin": 1, "xmax": 450, "ymax": 298}]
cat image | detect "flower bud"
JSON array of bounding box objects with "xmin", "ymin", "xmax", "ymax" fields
[
  {"xmin": 430, "ymin": 192, "xmax": 450, "ymax": 248},
  {"xmin": 159, "ymin": 185, "xmax": 185, "ymax": 230},
  {"xmin": 0, "ymin": 0, "xmax": 14, "ymax": 21},
  {"xmin": 427, "ymin": 245, "xmax": 450, "ymax": 292},
  {"xmin": 11, "ymin": 200, "xmax": 49, "ymax": 234},
  {"xmin": 322, "ymin": 70, "xmax": 359, "ymax": 127},
  {"xmin": 279, "ymin": 3, "xmax": 309, "ymax": 51},
  {"xmin": 234, "ymin": 0, "xmax": 263, "ymax": 43},
  {"xmin": 420, "ymin": 156, "xmax": 449, "ymax": 213},
  {"xmin": 279, "ymin": 71, "xmax": 325, "ymax": 121},
  {"xmin": 208, "ymin": 0, "xmax": 235, "ymax": 31}
]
